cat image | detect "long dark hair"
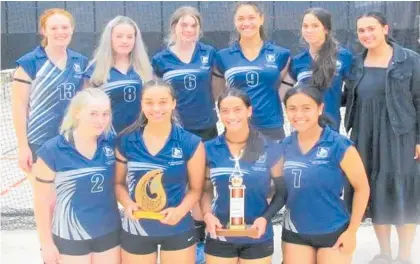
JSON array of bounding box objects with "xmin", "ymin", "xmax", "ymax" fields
[
  {"xmin": 120, "ymin": 80, "xmax": 181, "ymax": 135},
  {"xmin": 303, "ymin": 8, "xmax": 337, "ymax": 91},
  {"xmin": 233, "ymin": 2, "xmax": 267, "ymax": 42},
  {"xmin": 284, "ymin": 84, "xmax": 334, "ymax": 128},
  {"xmin": 217, "ymin": 88, "xmax": 264, "ymax": 162},
  {"xmin": 357, "ymin": 11, "xmax": 396, "ymax": 44}
]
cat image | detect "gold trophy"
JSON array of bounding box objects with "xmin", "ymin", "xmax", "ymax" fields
[
  {"xmin": 133, "ymin": 169, "xmax": 166, "ymax": 220},
  {"xmin": 216, "ymin": 150, "xmax": 258, "ymax": 238}
]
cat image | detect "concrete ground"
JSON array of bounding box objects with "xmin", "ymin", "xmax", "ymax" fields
[{"xmin": 1, "ymin": 225, "xmax": 419, "ymax": 264}]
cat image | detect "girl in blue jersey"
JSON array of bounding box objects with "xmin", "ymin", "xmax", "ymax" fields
[
  {"xmin": 281, "ymin": 85, "xmax": 369, "ymax": 264},
  {"xmin": 344, "ymin": 12, "xmax": 420, "ymax": 264},
  {"xmin": 152, "ymin": 6, "xmax": 218, "ymax": 140},
  {"xmin": 32, "ymin": 88, "xmax": 121, "ymax": 264},
  {"xmin": 115, "ymin": 80, "xmax": 206, "ymax": 264},
  {"xmin": 12, "ymin": 8, "xmax": 87, "ymax": 176},
  {"xmin": 280, "ymin": 8, "xmax": 353, "ymax": 131},
  {"xmin": 201, "ymin": 88, "xmax": 286, "ymax": 264},
  {"xmin": 213, "ymin": 2, "xmax": 290, "ymax": 141},
  {"xmin": 152, "ymin": 7, "xmax": 219, "ymax": 262},
  {"xmin": 85, "ymin": 16, "xmax": 153, "ymax": 134}
]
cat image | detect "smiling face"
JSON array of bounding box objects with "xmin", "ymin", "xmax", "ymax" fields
[
  {"xmin": 219, "ymin": 96, "xmax": 252, "ymax": 133},
  {"xmin": 302, "ymin": 13, "xmax": 328, "ymax": 47},
  {"xmin": 111, "ymin": 23, "xmax": 136, "ymax": 56},
  {"xmin": 234, "ymin": 4, "xmax": 264, "ymax": 40},
  {"xmin": 357, "ymin": 16, "xmax": 389, "ymax": 50},
  {"xmin": 76, "ymin": 99, "xmax": 111, "ymax": 137},
  {"xmin": 173, "ymin": 15, "xmax": 200, "ymax": 44},
  {"xmin": 141, "ymin": 85, "xmax": 176, "ymax": 125},
  {"xmin": 41, "ymin": 13, "xmax": 74, "ymax": 48},
  {"xmin": 285, "ymin": 92, "xmax": 323, "ymax": 133}
]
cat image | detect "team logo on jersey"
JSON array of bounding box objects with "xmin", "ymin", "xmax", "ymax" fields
[
  {"xmin": 172, "ymin": 147, "xmax": 183, "ymax": 159},
  {"xmin": 257, "ymin": 152, "xmax": 267, "ymax": 164},
  {"xmin": 316, "ymin": 147, "xmax": 329, "ymax": 159},
  {"xmin": 73, "ymin": 63, "xmax": 81, "ymax": 73},
  {"xmin": 201, "ymin": 56, "xmax": 209, "ymax": 65},
  {"xmin": 336, "ymin": 60, "xmax": 342, "ymax": 70},
  {"xmin": 103, "ymin": 146, "xmax": 114, "ymax": 157},
  {"xmin": 265, "ymin": 54, "xmax": 276, "ymax": 63}
]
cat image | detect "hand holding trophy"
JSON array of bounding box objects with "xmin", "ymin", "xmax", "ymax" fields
[
  {"xmin": 215, "ymin": 149, "xmax": 259, "ymax": 238},
  {"xmin": 133, "ymin": 169, "xmax": 167, "ymax": 220}
]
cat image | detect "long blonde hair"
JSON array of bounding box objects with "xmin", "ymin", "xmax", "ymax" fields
[
  {"xmin": 88, "ymin": 16, "xmax": 153, "ymax": 87},
  {"xmin": 60, "ymin": 88, "xmax": 112, "ymax": 135}
]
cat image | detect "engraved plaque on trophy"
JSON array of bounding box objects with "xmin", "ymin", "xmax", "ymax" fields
[
  {"xmin": 216, "ymin": 150, "xmax": 258, "ymax": 238},
  {"xmin": 133, "ymin": 169, "xmax": 166, "ymax": 220}
]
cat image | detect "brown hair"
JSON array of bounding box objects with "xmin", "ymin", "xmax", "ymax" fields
[{"xmin": 39, "ymin": 8, "xmax": 74, "ymax": 47}]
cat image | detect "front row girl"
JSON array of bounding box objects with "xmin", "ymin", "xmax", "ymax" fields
[
  {"xmin": 201, "ymin": 89, "xmax": 286, "ymax": 264},
  {"xmin": 114, "ymin": 80, "xmax": 206, "ymax": 264},
  {"xmin": 280, "ymin": 85, "xmax": 370, "ymax": 264},
  {"xmin": 33, "ymin": 88, "xmax": 121, "ymax": 264}
]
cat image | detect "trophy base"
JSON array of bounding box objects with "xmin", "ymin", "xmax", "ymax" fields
[
  {"xmin": 216, "ymin": 225, "xmax": 258, "ymax": 238},
  {"xmin": 133, "ymin": 210, "xmax": 164, "ymax": 220}
]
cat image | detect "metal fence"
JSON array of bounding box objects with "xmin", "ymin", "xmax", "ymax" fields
[{"xmin": 1, "ymin": 1, "xmax": 420, "ymax": 70}]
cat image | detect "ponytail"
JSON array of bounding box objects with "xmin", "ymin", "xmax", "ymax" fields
[
  {"xmin": 242, "ymin": 125, "xmax": 265, "ymax": 162},
  {"xmin": 311, "ymin": 35, "xmax": 337, "ymax": 91}
]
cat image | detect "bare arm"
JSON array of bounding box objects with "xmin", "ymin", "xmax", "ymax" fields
[
  {"xmin": 211, "ymin": 66, "xmax": 227, "ymax": 101},
  {"xmin": 32, "ymin": 158, "xmax": 56, "ymax": 247},
  {"xmin": 200, "ymin": 169, "xmax": 213, "ymax": 215},
  {"xmin": 114, "ymin": 149, "xmax": 135, "ymax": 208},
  {"xmin": 340, "ymin": 146, "xmax": 370, "ymax": 233},
  {"xmin": 12, "ymin": 67, "xmax": 34, "ymax": 172},
  {"xmin": 178, "ymin": 142, "xmax": 206, "ymax": 216}
]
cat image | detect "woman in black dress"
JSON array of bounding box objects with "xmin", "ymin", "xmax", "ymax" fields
[{"xmin": 344, "ymin": 12, "xmax": 420, "ymax": 264}]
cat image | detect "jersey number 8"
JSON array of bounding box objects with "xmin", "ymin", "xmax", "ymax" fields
[
  {"xmin": 91, "ymin": 174, "xmax": 104, "ymax": 193},
  {"xmin": 124, "ymin": 86, "xmax": 136, "ymax": 102}
]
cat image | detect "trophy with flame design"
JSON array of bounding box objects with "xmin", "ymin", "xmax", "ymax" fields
[
  {"xmin": 133, "ymin": 169, "xmax": 166, "ymax": 220},
  {"xmin": 216, "ymin": 150, "xmax": 258, "ymax": 238}
]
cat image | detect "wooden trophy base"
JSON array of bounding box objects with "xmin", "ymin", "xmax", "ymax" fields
[
  {"xmin": 216, "ymin": 225, "xmax": 258, "ymax": 238},
  {"xmin": 133, "ymin": 210, "xmax": 164, "ymax": 220}
]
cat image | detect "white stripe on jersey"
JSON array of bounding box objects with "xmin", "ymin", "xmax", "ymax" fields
[
  {"xmin": 284, "ymin": 161, "xmax": 308, "ymax": 170},
  {"xmin": 52, "ymin": 167, "xmax": 107, "ymax": 240},
  {"xmin": 283, "ymin": 207, "xmax": 298, "ymax": 233},
  {"xmin": 296, "ymin": 70, "xmax": 312, "ymax": 84},
  {"xmin": 162, "ymin": 69, "xmax": 201, "ymax": 82},
  {"xmin": 209, "ymin": 167, "xmax": 251, "ymax": 178},
  {"xmin": 30, "ymin": 61, "xmax": 53, "ymax": 97},
  {"xmin": 101, "ymin": 80, "xmax": 140, "ymax": 94},
  {"xmin": 122, "ymin": 217, "xmax": 149, "ymax": 236},
  {"xmin": 224, "ymin": 66, "xmax": 263, "ymax": 88}
]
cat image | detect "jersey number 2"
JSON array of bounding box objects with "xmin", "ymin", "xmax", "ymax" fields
[{"xmin": 91, "ymin": 174, "xmax": 104, "ymax": 193}]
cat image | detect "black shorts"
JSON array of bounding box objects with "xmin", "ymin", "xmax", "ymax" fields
[
  {"xmin": 53, "ymin": 229, "xmax": 120, "ymax": 256},
  {"xmin": 121, "ymin": 229, "xmax": 196, "ymax": 255},
  {"xmin": 258, "ymin": 127, "xmax": 285, "ymax": 142},
  {"xmin": 204, "ymin": 238, "xmax": 274, "ymax": 260},
  {"xmin": 29, "ymin": 143, "xmax": 42, "ymax": 162},
  {"xmin": 187, "ymin": 125, "xmax": 218, "ymax": 142},
  {"xmin": 281, "ymin": 223, "xmax": 348, "ymax": 249}
]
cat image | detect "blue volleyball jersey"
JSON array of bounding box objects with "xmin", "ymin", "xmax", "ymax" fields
[
  {"xmin": 16, "ymin": 46, "xmax": 88, "ymax": 145},
  {"xmin": 289, "ymin": 47, "xmax": 353, "ymax": 130},
  {"xmin": 118, "ymin": 125, "xmax": 201, "ymax": 236},
  {"xmin": 281, "ymin": 126, "xmax": 352, "ymax": 235},
  {"xmin": 152, "ymin": 42, "xmax": 218, "ymax": 130},
  {"xmin": 214, "ymin": 41, "xmax": 290, "ymax": 130},
  {"xmin": 84, "ymin": 65, "xmax": 143, "ymax": 134},
  {"xmin": 37, "ymin": 133, "xmax": 121, "ymax": 240},
  {"xmin": 205, "ymin": 135, "xmax": 282, "ymax": 243}
]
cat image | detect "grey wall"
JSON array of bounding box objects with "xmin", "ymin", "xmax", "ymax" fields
[{"xmin": 1, "ymin": 1, "xmax": 419, "ymax": 69}]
